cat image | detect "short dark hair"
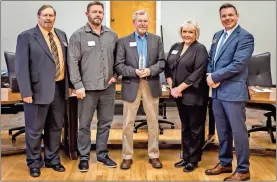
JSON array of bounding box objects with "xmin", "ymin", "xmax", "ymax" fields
[
  {"xmin": 219, "ymin": 3, "xmax": 238, "ymax": 15},
  {"xmin": 87, "ymin": 1, "xmax": 104, "ymax": 12},
  {"xmin": 37, "ymin": 5, "xmax": 56, "ymax": 16}
]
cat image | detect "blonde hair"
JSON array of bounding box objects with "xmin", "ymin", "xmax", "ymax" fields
[
  {"xmin": 133, "ymin": 9, "xmax": 150, "ymax": 21},
  {"xmin": 179, "ymin": 20, "xmax": 200, "ymax": 40}
]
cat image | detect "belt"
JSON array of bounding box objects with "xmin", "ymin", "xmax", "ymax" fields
[{"xmin": 140, "ymin": 76, "xmax": 150, "ymax": 80}]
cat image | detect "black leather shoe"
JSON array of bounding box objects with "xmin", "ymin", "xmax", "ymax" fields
[
  {"xmin": 30, "ymin": 168, "xmax": 40, "ymax": 177},
  {"xmin": 183, "ymin": 162, "xmax": 198, "ymax": 172},
  {"xmin": 97, "ymin": 156, "xmax": 117, "ymax": 168},
  {"xmin": 45, "ymin": 163, "xmax": 65, "ymax": 172},
  {"xmin": 78, "ymin": 160, "xmax": 89, "ymax": 172},
  {"xmin": 174, "ymin": 160, "xmax": 188, "ymax": 168}
]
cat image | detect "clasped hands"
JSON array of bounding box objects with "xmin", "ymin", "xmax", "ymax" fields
[
  {"xmin": 135, "ymin": 68, "xmax": 151, "ymax": 78},
  {"xmin": 206, "ymin": 73, "xmax": 221, "ymax": 88}
]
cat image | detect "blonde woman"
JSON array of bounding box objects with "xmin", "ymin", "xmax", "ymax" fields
[{"xmin": 164, "ymin": 20, "xmax": 209, "ymax": 172}]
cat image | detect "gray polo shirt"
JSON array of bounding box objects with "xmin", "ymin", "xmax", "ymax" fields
[{"xmin": 68, "ymin": 23, "xmax": 118, "ymax": 90}]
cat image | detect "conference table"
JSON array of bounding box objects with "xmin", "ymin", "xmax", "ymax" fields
[
  {"xmin": 1, "ymin": 86, "xmax": 276, "ymax": 160},
  {"xmin": 207, "ymin": 87, "xmax": 276, "ymax": 144}
]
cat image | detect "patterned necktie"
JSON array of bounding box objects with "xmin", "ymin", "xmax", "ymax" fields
[{"xmin": 48, "ymin": 32, "xmax": 60, "ymax": 79}]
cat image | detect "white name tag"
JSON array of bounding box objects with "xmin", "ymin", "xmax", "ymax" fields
[
  {"xmin": 62, "ymin": 41, "xmax": 68, "ymax": 47},
  {"xmin": 171, "ymin": 50, "xmax": 178, "ymax": 55},
  {"xmin": 129, "ymin": 42, "xmax": 137, "ymax": 47},
  {"xmin": 88, "ymin": 41, "xmax": 96, "ymax": 47}
]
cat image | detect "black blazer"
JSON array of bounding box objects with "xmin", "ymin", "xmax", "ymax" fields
[
  {"xmin": 15, "ymin": 25, "xmax": 72, "ymax": 104},
  {"xmin": 165, "ymin": 41, "xmax": 209, "ymax": 106}
]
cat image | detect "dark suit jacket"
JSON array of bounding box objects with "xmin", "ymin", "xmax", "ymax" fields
[
  {"xmin": 15, "ymin": 25, "xmax": 71, "ymax": 104},
  {"xmin": 165, "ymin": 41, "xmax": 209, "ymax": 106},
  {"xmin": 115, "ymin": 32, "xmax": 165, "ymax": 102},
  {"xmin": 207, "ymin": 25, "xmax": 254, "ymax": 101}
]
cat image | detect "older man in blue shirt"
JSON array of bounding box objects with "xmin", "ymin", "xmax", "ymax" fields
[{"xmin": 115, "ymin": 9, "xmax": 166, "ymax": 170}]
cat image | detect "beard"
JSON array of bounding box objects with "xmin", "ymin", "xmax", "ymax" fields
[{"xmin": 88, "ymin": 16, "xmax": 103, "ymax": 26}]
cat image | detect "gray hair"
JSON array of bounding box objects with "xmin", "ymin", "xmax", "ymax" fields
[
  {"xmin": 179, "ymin": 20, "xmax": 200, "ymax": 40},
  {"xmin": 132, "ymin": 9, "xmax": 150, "ymax": 21}
]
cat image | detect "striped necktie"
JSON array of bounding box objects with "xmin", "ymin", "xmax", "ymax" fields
[{"xmin": 48, "ymin": 32, "xmax": 60, "ymax": 79}]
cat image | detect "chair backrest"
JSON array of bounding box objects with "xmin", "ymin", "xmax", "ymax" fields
[
  {"xmin": 4, "ymin": 51, "xmax": 16, "ymax": 84},
  {"xmin": 159, "ymin": 52, "xmax": 169, "ymax": 85},
  {"xmin": 248, "ymin": 52, "xmax": 272, "ymax": 87}
]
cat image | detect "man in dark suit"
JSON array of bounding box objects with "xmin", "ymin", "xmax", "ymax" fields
[
  {"xmin": 205, "ymin": 3, "xmax": 254, "ymax": 181},
  {"xmin": 115, "ymin": 9, "xmax": 165, "ymax": 170},
  {"xmin": 15, "ymin": 5, "xmax": 72, "ymax": 177}
]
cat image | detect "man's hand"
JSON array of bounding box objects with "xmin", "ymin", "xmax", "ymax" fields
[
  {"xmin": 139, "ymin": 68, "xmax": 151, "ymax": 78},
  {"xmin": 206, "ymin": 73, "xmax": 215, "ymax": 87},
  {"xmin": 211, "ymin": 82, "xmax": 221, "ymax": 88},
  {"xmin": 23, "ymin": 96, "xmax": 33, "ymax": 103},
  {"xmin": 135, "ymin": 69, "xmax": 144, "ymax": 77},
  {"xmin": 108, "ymin": 77, "xmax": 117, "ymax": 85},
  {"xmin": 69, "ymin": 88, "xmax": 75, "ymax": 96},
  {"xmin": 76, "ymin": 88, "xmax": 86, "ymax": 99}
]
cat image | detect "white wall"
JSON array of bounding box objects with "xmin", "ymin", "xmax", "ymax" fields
[
  {"xmin": 161, "ymin": 1, "xmax": 276, "ymax": 83},
  {"xmin": 1, "ymin": 1, "xmax": 276, "ymax": 83},
  {"xmin": 1, "ymin": 1, "xmax": 106, "ymax": 69}
]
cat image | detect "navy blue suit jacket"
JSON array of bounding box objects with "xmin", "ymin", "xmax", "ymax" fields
[
  {"xmin": 15, "ymin": 25, "xmax": 71, "ymax": 104},
  {"xmin": 207, "ymin": 25, "xmax": 254, "ymax": 101}
]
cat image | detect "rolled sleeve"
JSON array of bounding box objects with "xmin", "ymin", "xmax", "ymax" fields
[{"xmin": 68, "ymin": 32, "xmax": 84, "ymax": 90}]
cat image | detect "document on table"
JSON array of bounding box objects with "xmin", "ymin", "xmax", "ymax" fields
[{"xmin": 250, "ymin": 87, "xmax": 273, "ymax": 92}]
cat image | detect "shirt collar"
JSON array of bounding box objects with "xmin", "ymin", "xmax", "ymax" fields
[
  {"xmin": 38, "ymin": 24, "xmax": 55, "ymax": 38},
  {"xmin": 85, "ymin": 23, "xmax": 109, "ymax": 34},
  {"xmin": 224, "ymin": 23, "xmax": 239, "ymax": 36},
  {"xmin": 135, "ymin": 31, "xmax": 148, "ymax": 39}
]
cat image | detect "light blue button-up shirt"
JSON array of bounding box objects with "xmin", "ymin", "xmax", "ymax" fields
[{"xmin": 135, "ymin": 32, "xmax": 148, "ymax": 68}]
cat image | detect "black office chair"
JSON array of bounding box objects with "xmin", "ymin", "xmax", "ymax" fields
[
  {"xmin": 3, "ymin": 51, "xmax": 25, "ymax": 143},
  {"xmin": 247, "ymin": 52, "xmax": 276, "ymax": 143},
  {"xmin": 4, "ymin": 51, "xmax": 17, "ymax": 86}
]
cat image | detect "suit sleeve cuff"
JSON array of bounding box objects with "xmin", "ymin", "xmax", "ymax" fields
[{"xmin": 211, "ymin": 73, "xmax": 220, "ymax": 83}]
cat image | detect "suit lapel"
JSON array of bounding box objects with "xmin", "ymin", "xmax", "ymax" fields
[
  {"xmin": 34, "ymin": 25, "xmax": 54, "ymax": 62},
  {"xmin": 215, "ymin": 26, "xmax": 241, "ymax": 62},
  {"xmin": 178, "ymin": 41, "xmax": 197, "ymax": 61},
  {"xmin": 55, "ymin": 29, "xmax": 66, "ymax": 61},
  {"xmin": 212, "ymin": 31, "xmax": 223, "ymax": 59},
  {"xmin": 128, "ymin": 33, "xmax": 139, "ymax": 65},
  {"xmin": 146, "ymin": 33, "xmax": 152, "ymax": 67}
]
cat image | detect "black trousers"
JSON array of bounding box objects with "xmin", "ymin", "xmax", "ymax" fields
[
  {"xmin": 176, "ymin": 100, "xmax": 207, "ymax": 163},
  {"xmin": 24, "ymin": 80, "xmax": 65, "ymax": 168}
]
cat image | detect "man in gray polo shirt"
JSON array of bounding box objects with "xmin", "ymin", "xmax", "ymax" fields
[{"xmin": 68, "ymin": 1, "xmax": 118, "ymax": 171}]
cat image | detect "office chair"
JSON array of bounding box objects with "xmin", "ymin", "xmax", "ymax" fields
[
  {"xmin": 4, "ymin": 51, "xmax": 25, "ymax": 143},
  {"xmin": 247, "ymin": 52, "xmax": 276, "ymax": 143}
]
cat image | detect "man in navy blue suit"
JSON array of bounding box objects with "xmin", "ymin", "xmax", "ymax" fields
[{"xmin": 205, "ymin": 3, "xmax": 254, "ymax": 181}]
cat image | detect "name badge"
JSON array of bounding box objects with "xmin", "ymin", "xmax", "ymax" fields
[
  {"xmin": 88, "ymin": 41, "xmax": 96, "ymax": 47},
  {"xmin": 62, "ymin": 41, "xmax": 68, "ymax": 47},
  {"xmin": 171, "ymin": 50, "xmax": 178, "ymax": 55},
  {"xmin": 129, "ymin": 42, "xmax": 137, "ymax": 47}
]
